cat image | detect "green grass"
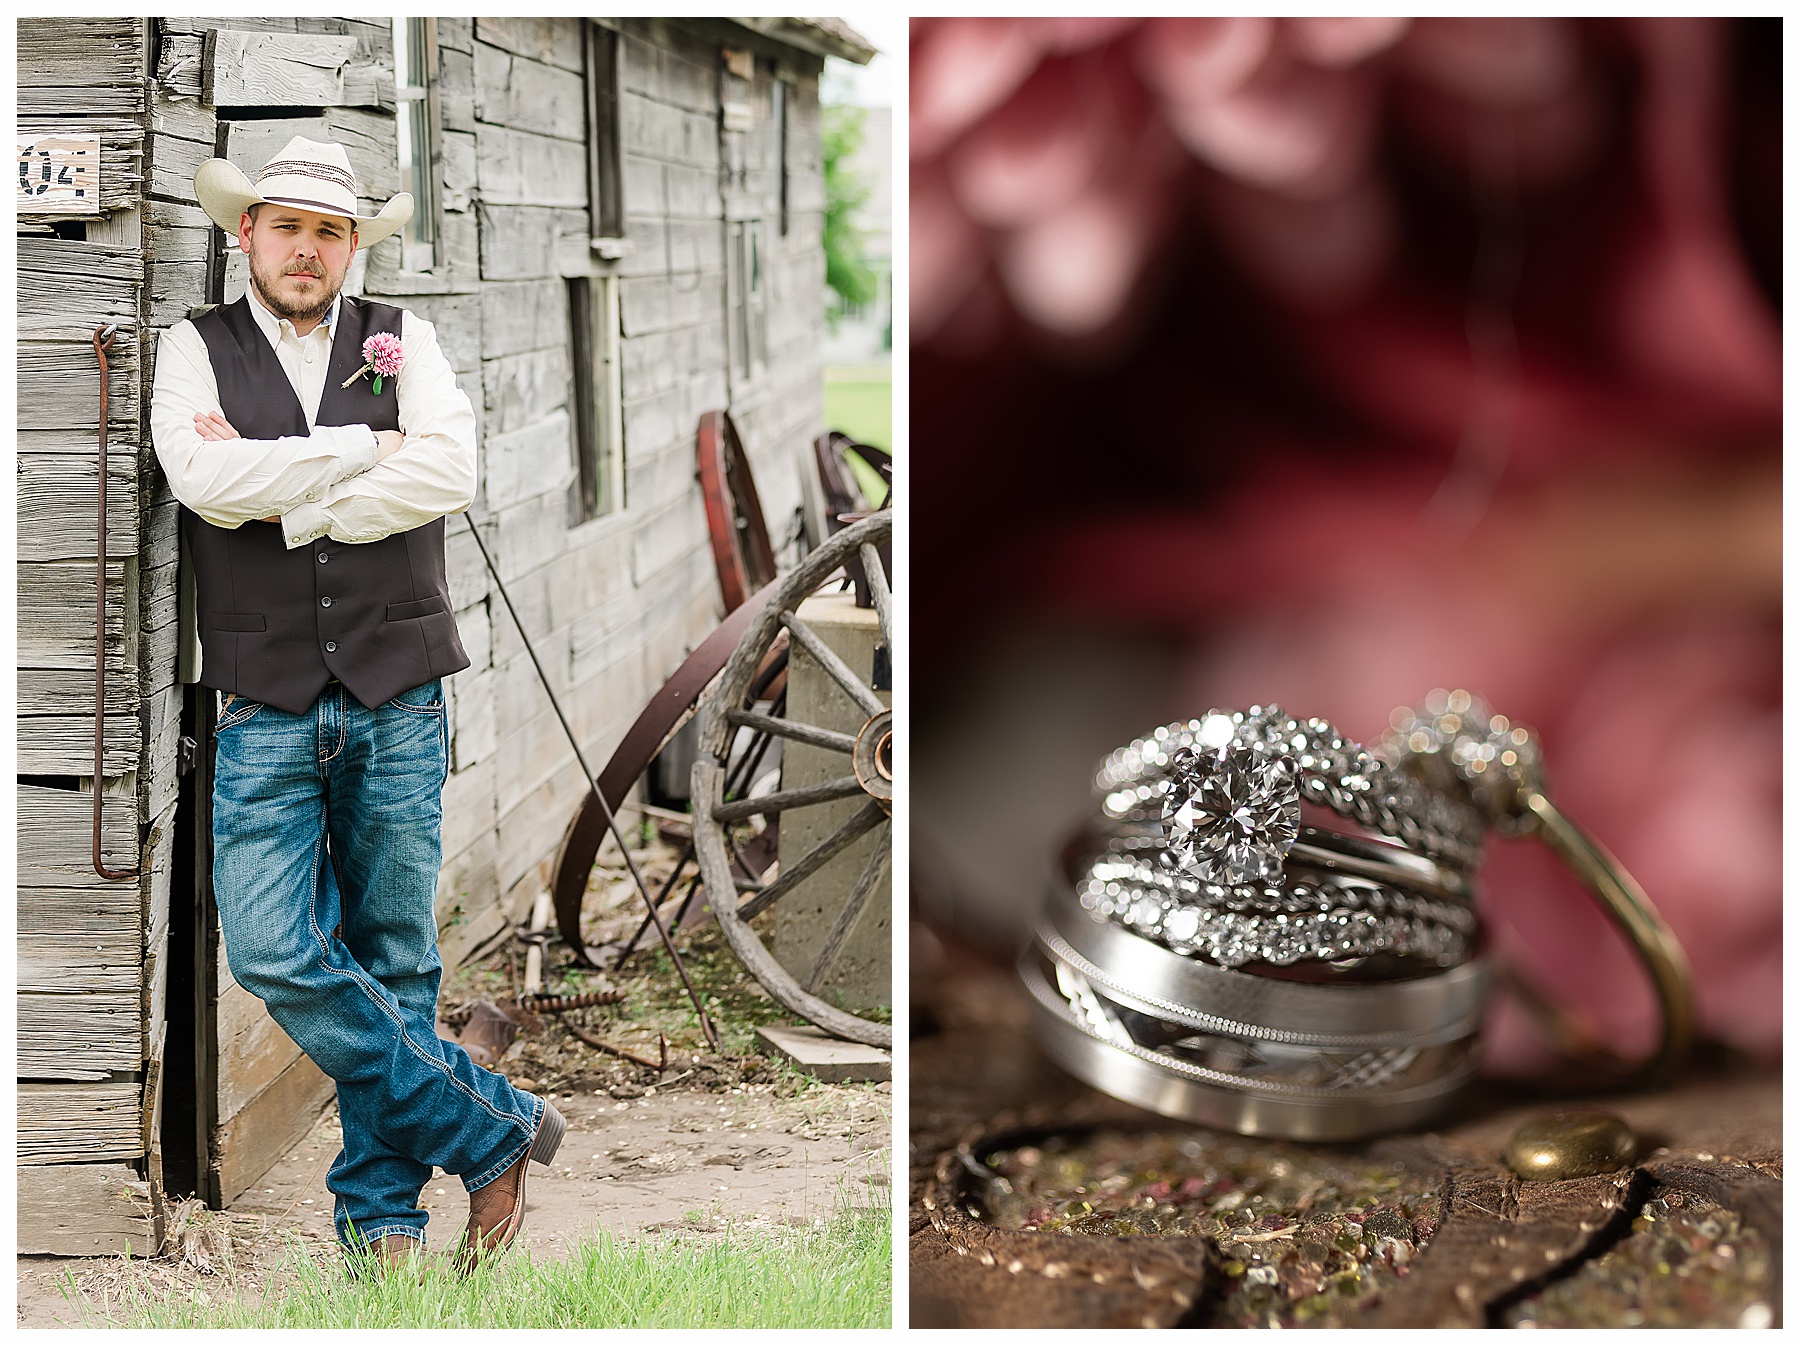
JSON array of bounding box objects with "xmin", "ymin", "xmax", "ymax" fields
[
  {"xmin": 63, "ymin": 1207, "xmax": 891, "ymax": 1329},
  {"xmin": 823, "ymin": 366, "xmax": 891, "ymax": 507}
]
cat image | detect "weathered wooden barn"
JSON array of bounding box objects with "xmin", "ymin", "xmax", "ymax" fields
[{"xmin": 17, "ymin": 14, "xmax": 873, "ymax": 1254}]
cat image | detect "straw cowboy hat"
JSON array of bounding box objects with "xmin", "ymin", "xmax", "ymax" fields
[{"xmin": 194, "ymin": 135, "xmax": 413, "ymax": 247}]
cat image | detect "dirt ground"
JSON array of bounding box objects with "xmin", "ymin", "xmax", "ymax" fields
[
  {"xmin": 19, "ymin": 1072, "xmax": 890, "ymax": 1327},
  {"xmin": 19, "ymin": 827, "xmax": 892, "ymax": 1328}
]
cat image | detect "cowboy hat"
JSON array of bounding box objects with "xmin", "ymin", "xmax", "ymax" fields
[{"xmin": 194, "ymin": 135, "xmax": 413, "ymax": 247}]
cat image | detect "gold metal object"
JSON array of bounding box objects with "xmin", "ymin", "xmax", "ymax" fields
[
  {"xmin": 1386, "ymin": 690, "xmax": 1696, "ymax": 1087},
  {"xmin": 1504, "ymin": 1109, "xmax": 1639, "ymax": 1183},
  {"xmin": 1515, "ymin": 784, "xmax": 1695, "ymax": 1086}
]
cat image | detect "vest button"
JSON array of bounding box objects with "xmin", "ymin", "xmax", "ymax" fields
[
  {"xmin": 325, "ymin": 641, "xmax": 338, "ymax": 653},
  {"xmin": 320, "ymin": 596, "xmax": 332, "ymax": 607},
  {"xmin": 318, "ymin": 553, "xmax": 329, "ymax": 563}
]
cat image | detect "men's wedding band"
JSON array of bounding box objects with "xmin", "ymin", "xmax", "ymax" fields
[{"xmin": 1025, "ymin": 869, "xmax": 1488, "ymax": 1141}]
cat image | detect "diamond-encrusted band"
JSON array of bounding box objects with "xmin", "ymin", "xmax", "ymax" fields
[
  {"xmin": 1077, "ymin": 852, "xmax": 1477, "ymax": 970},
  {"xmin": 1096, "ymin": 706, "xmax": 1486, "ymax": 876}
]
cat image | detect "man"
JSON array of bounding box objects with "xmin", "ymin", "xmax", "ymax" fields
[{"xmin": 151, "ymin": 136, "xmax": 562, "ymax": 1273}]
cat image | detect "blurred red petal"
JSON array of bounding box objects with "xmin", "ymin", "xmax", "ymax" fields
[
  {"xmin": 948, "ymin": 59, "xmax": 1105, "ymax": 230},
  {"xmin": 912, "ymin": 18, "xmax": 1046, "ymax": 159},
  {"xmin": 1036, "ymin": 17, "xmax": 1142, "ymax": 55},
  {"xmin": 1204, "ymin": 171, "xmax": 1395, "ymax": 308},
  {"xmin": 999, "ymin": 181, "xmax": 1163, "ymax": 337},
  {"xmin": 1165, "ymin": 58, "xmax": 1379, "ymax": 197},
  {"xmin": 1285, "ymin": 16, "xmax": 1411, "ymax": 69},
  {"xmin": 910, "ymin": 169, "xmax": 987, "ymax": 341},
  {"xmin": 1134, "ymin": 16, "xmax": 1274, "ymax": 105},
  {"xmin": 1397, "ymin": 17, "xmax": 1580, "ymax": 106}
]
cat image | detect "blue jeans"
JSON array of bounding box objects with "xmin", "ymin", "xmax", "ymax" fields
[{"xmin": 211, "ymin": 678, "xmax": 540, "ymax": 1250}]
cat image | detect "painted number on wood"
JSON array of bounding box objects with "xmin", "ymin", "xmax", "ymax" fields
[{"xmin": 18, "ymin": 136, "xmax": 101, "ymax": 215}]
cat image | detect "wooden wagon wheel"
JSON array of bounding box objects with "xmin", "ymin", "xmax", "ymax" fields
[
  {"xmin": 698, "ymin": 410, "xmax": 778, "ymax": 614},
  {"xmin": 691, "ymin": 509, "xmax": 894, "ymax": 1048}
]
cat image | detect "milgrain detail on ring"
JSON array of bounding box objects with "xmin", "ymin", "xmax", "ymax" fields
[
  {"xmin": 1022, "ymin": 954, "xmax": 1479, "ymax": 1102},
  {"xmin": 1036, "ymin": 927, "xmax": 1483, "ymax": 1049}
]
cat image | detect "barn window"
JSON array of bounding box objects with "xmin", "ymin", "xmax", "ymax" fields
[
  {"xmin": 584, "ymin": 22, "xmax": 624, "ymax": 247},
  {"xmin": 727, "ymin": 219, "xmax": 768, "ymax": 380},
  {"xmin": 774, "ymin": 77, "xmax": 790, "ymax": 236},
  {"xmin": 567, "ymin": 275, "xmax": 624, "ymax": 521},
  {"xmin": 393, "ymin": 17, "xmax": 441, "ymax": 272}
]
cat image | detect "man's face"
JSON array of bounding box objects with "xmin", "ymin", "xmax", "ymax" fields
[{"xmin": 238, "ymin": 205, "xmax": 358, "ymax": 326}]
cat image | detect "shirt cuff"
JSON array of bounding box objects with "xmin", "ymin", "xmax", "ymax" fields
[
  {"xmin": 282, "ymin": 501, "xmax": 332, "ymax": 550},
  {"xmin": 319, "ymin": 423, "xmax": 378, "ymax": 482}
]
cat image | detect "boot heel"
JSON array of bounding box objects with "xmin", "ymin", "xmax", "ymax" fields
[{"xmin": 530, "ymin": 1100, "xmax": 566, "ymax": 1165}]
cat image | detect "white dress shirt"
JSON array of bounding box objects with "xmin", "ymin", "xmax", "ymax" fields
[{"xmin": 151, "ymin": 286, "xmax": 477, "ymax": 549}]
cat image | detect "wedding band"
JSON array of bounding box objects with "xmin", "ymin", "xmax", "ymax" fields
[
  {"xmin": 1024, "ymin": 868, "xmax": 1489, "ymax": 1140},
  {"xmin": 1383, "ymin": 690, "xmax": 1695, "ymax": 1083},
  {"xmin": 1077, "ymin": 850, "xmax": 1478, "ymax": 970},
  {"xmin": 1098, "ymin": 822, "xmax": 1473, "ymax": 902},
  {"xmin": 1097, "ymin": 706, "xmax": 1487, "ymax": 878}
]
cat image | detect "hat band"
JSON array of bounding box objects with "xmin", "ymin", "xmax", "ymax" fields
[
  {"xmin": 259, "ymin": 192, "xmax": 364, "ymax": 223},
  {"xmin": 258, "ymin": 157, "xmax": 357, "ymax": 195}
]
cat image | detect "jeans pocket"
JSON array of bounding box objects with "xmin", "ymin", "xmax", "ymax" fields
[
  {"xmin": 388, "ymin": 678, "xmax": 445, "ymax": 716},
  {"xmin": 217, "ymin": 693, "xmax": 265, "ymax": 729}
]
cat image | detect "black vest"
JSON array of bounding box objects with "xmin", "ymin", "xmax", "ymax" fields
[{"xmin": 184, "ymin": 295, "xmax": 469, "ymax": 713}]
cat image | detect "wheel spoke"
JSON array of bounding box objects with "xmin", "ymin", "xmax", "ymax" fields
[
  {"xmin": 726, "ymin": 708, "xmax": 855, "ymax": 754},
  {"xmin": 712, "ymin": 774, "xmax": 863, "ymax": 823},
  {"xmin": 804, "ymin": 822, "xmax": 890, "ymax": 993},
  {"xmin": 735, "ymin": 799, "xmax": 885, "ymax": 922},
  {"xmin": 858, "ymin": 541, "xmax": 891, "ymax": 647},
  {"xmin": 780, "ymin": 611, "xmax": 885, "ymax": 719}
]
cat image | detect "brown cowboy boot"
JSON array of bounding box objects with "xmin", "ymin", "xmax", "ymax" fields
[
  {"xmin": 345, "ymin": 1231, "xmax": 426, "ymax": 1282},
  {"xmin": 455, "ymin": 1100, "xmax": 566, "ymax": 1274}
]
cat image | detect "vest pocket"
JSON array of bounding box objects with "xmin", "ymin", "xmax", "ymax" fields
[
  {"xmin": 210, "ymin": 612, "xmax": 266, "ymax": 632},
  {"xmin": 386, "ymin": 595, "xmax": 447, "ymax": 622}
]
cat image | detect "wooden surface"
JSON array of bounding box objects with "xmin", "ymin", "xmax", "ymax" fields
[
  {"xmin": 910, "ymin": 950, "xmax": 1782, "ymax": 1330},
  {"xmin": 19, "ymin": 1084, "xmax": 145, "ymax": 1164},
  {"xmin": 16, "ymin": 1162, "xmax": 155, "ymax": 1257},
  {"xmin": 214, "ymin": 1052, "xmax": 335, "ymax": 1207},
  {"xmin": 205, "ymin": 29, "xmax": 362, "ymax": 108}
]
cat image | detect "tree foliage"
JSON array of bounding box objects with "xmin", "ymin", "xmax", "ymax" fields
[{"xmin": 822, "ymin": 104, "xmax": 878, "ymax": 329}]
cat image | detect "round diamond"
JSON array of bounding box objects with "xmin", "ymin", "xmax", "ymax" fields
[
  {"xmin": 1162, "ymin": 906, "xmax": 1201, "ymax": 948},
  {"xmin": 1161, "ymin": 744, "xmax": 1301, "ymax": 886}
]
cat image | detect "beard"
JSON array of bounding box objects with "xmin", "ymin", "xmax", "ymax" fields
[{"xmin": 247, "ymin": 249, "xmax": 348, "ymax": 326}]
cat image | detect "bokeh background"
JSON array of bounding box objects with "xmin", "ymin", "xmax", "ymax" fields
[{"xmin": 909, "ymin": 17, "xmax": 1779, "ymax": 1076}]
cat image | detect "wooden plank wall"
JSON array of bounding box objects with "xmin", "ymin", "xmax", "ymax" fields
[{"xmin": 16, "ymin": 15, "xmax": 170, "ymax": 1257}]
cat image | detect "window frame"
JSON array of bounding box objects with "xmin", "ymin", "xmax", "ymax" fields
[
  {"xmin": 584, "ymin": 21, "xmax": 625, "ymax": 250},
  {"xmin": 392, "ymin": 16, "xmax": 443, "ymax": 274},
  {"xmin": 566, "ymin": 274, "xmax": 625, "ymax": 523}
]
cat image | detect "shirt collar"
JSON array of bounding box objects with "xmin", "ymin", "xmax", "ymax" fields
[{"xmin": 245, "ymin": 284, "xmax": 340, "ymax": 345}]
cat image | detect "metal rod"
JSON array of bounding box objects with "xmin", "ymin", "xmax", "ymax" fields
[
  {"xmin": 92, "ymin": 324, "xmax": 135, "ymax": 882},
  {"xmin": 461, "ymin": 513, "xmax": 720, "ymax": 1051}
]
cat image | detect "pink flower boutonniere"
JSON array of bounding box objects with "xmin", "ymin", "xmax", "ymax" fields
[{"xmin": 341, "ymin": 332, "xmax": 406, "ymax": 395}]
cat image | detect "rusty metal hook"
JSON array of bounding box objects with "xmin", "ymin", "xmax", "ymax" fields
[{"xmin": 92, "ymin": 323, "xmax": 136, "ymax": 881}]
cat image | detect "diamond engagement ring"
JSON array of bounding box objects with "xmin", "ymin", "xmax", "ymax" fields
[
  {"xmin": 1096, "ymin": 706, "xmax": 1487, "ymax": 880},
  {"xmin": 1383, "ymin": 689, "xmax": 1695, "ymax": 1084}
]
